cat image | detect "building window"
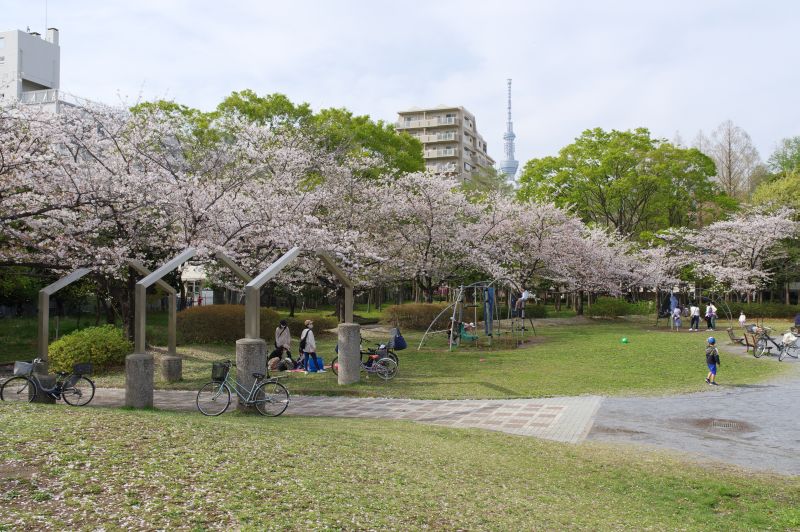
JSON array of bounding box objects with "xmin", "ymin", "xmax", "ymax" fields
[{"xmin": 464, "ymin": 162, "xmax": 474, "ymax": 171}]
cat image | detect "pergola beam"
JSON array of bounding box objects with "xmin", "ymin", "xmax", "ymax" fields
[{"xmin": 37, "ymin": 268, "xmax": 92, "ymax": 362}]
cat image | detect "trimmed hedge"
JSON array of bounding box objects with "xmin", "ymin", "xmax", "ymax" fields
[
  {"xmin": 177, "ymin": 305, "xmax": 338, "ymax": 344},
  {"xmin": 734, "ymin": 303, "xmax": 799, "ymax": 319},
  {"xmin": 589, "ymin": 297, "xmax": 653, "ymax": 318},
  {"xmin": 384, "ymin": 303, "xmax": 452, "ymax": 330},
  {"xmin": 48, "ymin": 325, "xmax": 133, "ymax": 373}
]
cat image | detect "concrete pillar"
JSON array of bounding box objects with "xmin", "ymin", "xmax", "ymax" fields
[
  {"xmin": 337, "ymin": 323, "xmax": 361, "ymax": 385},
  {"xmin": 31, "ymin": 374, "xmax": 56, "ymax": 404},
  {"xmin": 125, "ymin": 353, "xmax": 154, "ymax": 408},
  {"xmin": 161, "ymin": 355, "xmax": 182, "ymax": 383},
  {"xmin": 235, "ymin": 338, "xmax": 266, "ymax": 412}
]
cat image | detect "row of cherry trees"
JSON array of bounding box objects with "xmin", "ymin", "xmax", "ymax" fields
[{"xmin": 1, "ymin": 101, "xmax": 797, "ymax": 323}]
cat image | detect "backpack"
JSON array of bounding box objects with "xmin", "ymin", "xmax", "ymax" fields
[{"xmin": 299, "ymin": 329, "xmax": 309, "ymax": 351}]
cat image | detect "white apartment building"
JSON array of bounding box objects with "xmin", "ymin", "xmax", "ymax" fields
[
  {"xmin": 396, "ymin": 106, "xmax": 495, "ymax": 180},
  {"xmin": 0, "ymin": 28, "xmax": 60, "ymax": 103}
]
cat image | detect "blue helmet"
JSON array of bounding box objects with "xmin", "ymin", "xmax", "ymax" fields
[{"xmin": 707, "ymin": 337, "xmax": 716, "ymax": 345}]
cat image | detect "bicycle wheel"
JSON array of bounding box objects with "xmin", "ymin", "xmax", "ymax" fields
[
  {"xmin": 374, "ymin": 357, "xmax": 398, "ymax": 381},
  {"xmin": 386, "ymin": 350, "xmax": 399, "ymax": 366},
  {"xmin": 330, "ymin": 356, "xmax": 339, "ymax": 376},
  {"xmin": 254, "ymin": 381, "xmax": 289, "ymax": 417},
  {"xmin": 1, "ymin": 376, "xmax": 35, "ymax": 403},
  {"xmin": 753, "ymin": 337, "xmax": 768, "ymax": 358},
  {"xmin": 196, "ymin": 382, "xmax": 231, "ymax": 416},
  {"xmin": 62, "ymin": 376, "xmax": 95, "ymax": 406}
]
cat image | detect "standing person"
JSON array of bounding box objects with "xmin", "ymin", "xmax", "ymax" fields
[
  {"xmin": 738, "ymin": 311, "xmax": 747, "ymax": 329},
  {"xmin": 672, "ymin": 306, "xmax": 682, "ymax": 331},
  {"xmin": 689, "ymin": 302, "xmax": 700, "ymax": 331},
  {"xmin": 705, "ymin": 337, "xmax": 720, "ymax": 385},
  {"xmin": 709, "ymin": 302, "xmax": 718, "ymax": 330},
  {"xmin": 300, "ymin": 319, "xmax": 325, "ymax": 373},
  {"xmin": 704, "ymin": 303, "xmax": 714, "ymax": 331}
]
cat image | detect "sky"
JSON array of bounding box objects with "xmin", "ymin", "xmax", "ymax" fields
[{"xmin": 3, "ymin": 0, "xmax": 799, "ymax": 169}]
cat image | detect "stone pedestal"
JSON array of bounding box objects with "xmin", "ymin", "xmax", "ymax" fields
[
  {"xmin": 31, "ymin": 374, "xmax": 56, "ymax": 404},
  {"xmin": 125, "ymin": 353, "xmax": 154, "ymax": 408},
  {"xmin": 337, "ymin": 323, "xmax": 361, "ymax": 385},
  {"xmin": 160, "ymin": 355, "xmax": 182, "ymax": 383},
  {"xmin": 235, "ymin": 338, "xmax": 266, "ymax": 412}
]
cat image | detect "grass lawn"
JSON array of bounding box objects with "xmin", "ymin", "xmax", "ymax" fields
[
  {"xmin": 1, "ymin": 405, "xmax": 798, "ymax": 530},
  {"xmin": 84, "ymin": 320, "xmax": 791, "ymax": 400}
]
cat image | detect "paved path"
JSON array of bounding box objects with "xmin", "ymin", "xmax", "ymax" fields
[
  {"xmin": 588, "ymin": 348, "xmax": 800, "ymax": 475},
  {"xmin": 90, "ymin": 388, "xmax": 602, "ymax": 444}
]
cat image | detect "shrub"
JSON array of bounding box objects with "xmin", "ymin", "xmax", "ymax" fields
[
  {"xmin": 384, "ymin": 303, "xmax": 452, "ymax": 330},
  {"xmin": 177, "ymin": 305, "xmax": 280, "ymax": 344},
  {"xmin": 526, "ymin": 304, "xmax": 548, "ymax": 319},
  {"xmin": 285, "ymin": 314, "xmax": 338, "ymax": 337},
  {"xmin": 735, "ymin": 302, "xmax": 799, "ymax": 319},
  {"xmin": 177, "ymin": 305, "xmax": 339, "ymax": 344},
  {"xmin": 588, "ymin": 297, "xmax": 652, "ymax": 318},
  {"xmin": 48, "ymin": 325, "xmax": 133, "ymax": 373}
]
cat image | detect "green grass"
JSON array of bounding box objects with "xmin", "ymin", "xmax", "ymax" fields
[
  {"xmin": 85, "ymin": 320, "xmax": 790, "ymax": 400},
  {"xmin": 1, "ymin": 405, "xmax": 798, "ymax": 530}
]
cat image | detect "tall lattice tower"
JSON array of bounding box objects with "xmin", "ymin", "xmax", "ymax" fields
[{"xmin": 499, "ymin": 78, "xmax": 519, "ymax": 179}]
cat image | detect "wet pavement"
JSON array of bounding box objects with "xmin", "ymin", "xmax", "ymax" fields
[{"xmin": 587, "ymin": 348, "xmax": 800, "ymax": 475}]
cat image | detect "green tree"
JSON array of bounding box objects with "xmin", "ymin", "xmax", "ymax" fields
[
  {"xmin": 767, "ymin": 136, "xmax": 800, "ymax": 177},
  {"xmin": 517, "ymin": 128, "xmax": 733, "ymax": 238},
  {"xmin": 215, "ymin": 91, "xmax": 424, "ymax": 175},
  {"xmin": 752, "ymin": 171, "xmax": 800, "ymax": 212}
]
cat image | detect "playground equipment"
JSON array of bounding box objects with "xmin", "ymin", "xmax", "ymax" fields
[{"xmin": 417, "ymin": 279, "xmax": 537, "ymax": 351}]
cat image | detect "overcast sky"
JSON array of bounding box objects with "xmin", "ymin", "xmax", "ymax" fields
[{"xmin": 4, "ymin": 0, "xmax": 799, "ymax": 168}]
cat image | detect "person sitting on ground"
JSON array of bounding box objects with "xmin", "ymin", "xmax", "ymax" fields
[{"xmin": 300, "ymin": 319, "xmax": 325, "ymax": 373}]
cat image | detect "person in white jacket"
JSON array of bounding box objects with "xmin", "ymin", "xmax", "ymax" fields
[{"xmin": 300, "ymin": 320, "xmax": 325, "ymax": 372}]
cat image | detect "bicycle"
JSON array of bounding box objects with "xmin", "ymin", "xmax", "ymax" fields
[
  {"xmin": 329, "ymin": 351, "xmax": 398, "ymax": 380},
  {"xmin": 0, "ymin": 358, "xmax": 95, "ymax": 406},
  {"xmin": 196, "ymin": 360, "xmax": 289, "ymax": 417},
  {"xmin": 753, "ymin": 327, "xmax": 800, "ymax": 361}
]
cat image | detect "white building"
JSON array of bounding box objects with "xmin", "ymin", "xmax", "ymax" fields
[{"xmin": 0, "ymin": 28, "xmax": 60, "ymax": 103}]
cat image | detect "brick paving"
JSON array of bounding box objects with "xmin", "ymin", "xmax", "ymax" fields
[{"xmin": 89, "ymin": 388, "xmax": 602, "ymax": 444}]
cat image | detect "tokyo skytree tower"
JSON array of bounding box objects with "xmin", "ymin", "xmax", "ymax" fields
[{"xmin": 499, "ymin": 78, "xmax": 519, "ymax": 179}]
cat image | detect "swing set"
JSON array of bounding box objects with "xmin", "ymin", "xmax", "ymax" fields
[{"xmin": 417, "ymin": 279, "xmax": 537, "ymax": 351}]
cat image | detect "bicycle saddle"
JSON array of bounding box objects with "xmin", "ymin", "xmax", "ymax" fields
[{"xmin": 252, "ymin": 372, "xmax": 265, "ymax": 380}]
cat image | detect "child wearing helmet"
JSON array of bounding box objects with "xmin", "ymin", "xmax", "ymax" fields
[{"xmin": 705, "ymin": 337, "xmax": 720, "ymax": 385}]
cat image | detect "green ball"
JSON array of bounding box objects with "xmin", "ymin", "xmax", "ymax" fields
[{"xmin": 621, "ymin": 337, "xmax": 629, "ymax": 344}]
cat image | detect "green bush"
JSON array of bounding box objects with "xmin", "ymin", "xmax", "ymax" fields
[
  {"xmin": 177, "ymin": 305, "xmax": 339, "ymax": 344},
  {"xmin": 177, "ymin": 305, "xmax": 280, "ymax": 344},
  {"xmin": 285, "ymin": 314, "xmax": 338, "ymax": 337},
  {"xmin": 384, "ymin": 303, "xmax": 453, "ymax": 330},
  {"xmin": 588, "ymin": 297, "xmax": 652, "ymax": 318},
  {"xmin": 526, "ymin": 304, "xmax": 549, "ymax": 319},
  {"xmin": 48, "ymin": 325, "xmax": 133, "ymax": 373},
  {"xmin": 735, "ymin": 302, "xmax": 799, "ymax": 319}
]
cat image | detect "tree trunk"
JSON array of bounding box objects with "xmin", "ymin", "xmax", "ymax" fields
[
  {"xmin": 576, "ymin": 291, "xmax": 584, "ymax": 316},
  {"xmin": 289, "ymin": 295, "xmax": 296, "ymax": 317},
  {"xmin": 786, "ymin": 282, "xmax": 791, "ymax": 305}
]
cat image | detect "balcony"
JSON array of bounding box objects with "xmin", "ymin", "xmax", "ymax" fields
[
  {"xmin": 397, "ymin": 116, "xmax": 460, "ymax": 129},
  {"xmin": 427, "ymin": 162, "xmax": 458, "ymax": 173},
  {"xmin": 424, "ymin": 148, "xmax": 456, "ymax": 159},
  {"xmin": 419, "ymin": 132, "xmax": 458, "ymax": 143},
  {"xmin": 19, "ymin": 89, "xmax": 93, "ymax": 107}
]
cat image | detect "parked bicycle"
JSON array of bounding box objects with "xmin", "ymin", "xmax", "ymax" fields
[
  {"xmin": 196, "ymin": 360, "xmax": 289, "ymax": 417},
  {"xmin": 753, "ymin": 327, "xmax": 800, "ymax": 361},
  {"xmin": 0, "ymin": 358, "xmax": 95, "ymax": 406},
  {"xmin": 329, "ymin": 351, "xmax": 398, "ymax": 380}
]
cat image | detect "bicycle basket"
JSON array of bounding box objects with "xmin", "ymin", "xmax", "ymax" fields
[
  {"xmin": 72, "ymin": 362, "xmax": 92, "ymax": 376},
  {"xmin": 376, "ymin": 346, "xmax": 388, "ymax": 357},
  {"xmin": 13, "ymin": 361, "xmax": 33, "ymax": 376},
  {"xmin": 211, "ymin": 362, "xmax": 229, "ymax": 382}
]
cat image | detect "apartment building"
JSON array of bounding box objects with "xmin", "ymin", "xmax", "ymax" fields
[
  {"xmin": 396, "ymin": 106, "xmax": 495, "ymax": 180},
  {"xmin": 0, "ymin": 28, "xmax": 60, "ymax": 103}
]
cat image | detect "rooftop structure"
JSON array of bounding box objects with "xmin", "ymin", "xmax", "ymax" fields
[
  {"xmin": 0, "ymin": 28, "xmax": 60, "ymax": 103},
  {"xmin": 395, "ymin": 105, "xmax": 495, "ymax": 181},
  {"xmin": 499, "ymin": 79, "xmax": 519, "ymax": 179}
]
